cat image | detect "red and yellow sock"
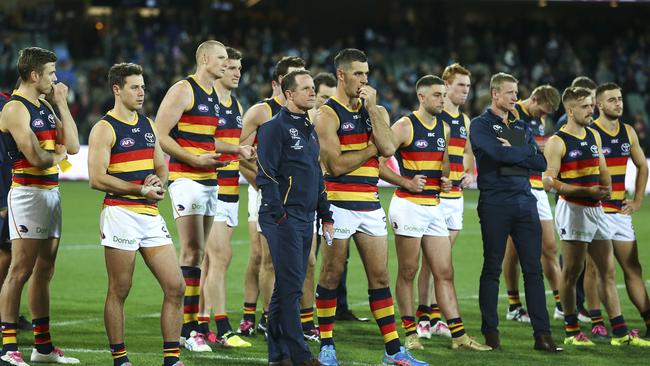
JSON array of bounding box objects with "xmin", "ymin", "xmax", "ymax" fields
[
  {"xmin": 110, "ymin": 343, "xmax": 128, "ymax": 366},
  {"xmin": 243, "ymin": 302, "xmax": 256, "ymax": 323},
  {"xmin": 301, "ymin": 307, "xmax": 315, "ymax": 331},
  {"xmin": 447, "ymin": 317, "xmax": 466, "ymax": 338},
  {"xmin": 1, "ymin": 322, "xmax": 18, "ymax": 354},
  {"xmin": 214, "ymin": 314, "xmax": 232, "ymax": 338},
  {"xmin": 316, "ymin": 285, "xmax": 337, "ymax": 348},
  {"xmin": 401, "ymin": 316, "xmax": 416, "ymax": 337},
  {"xmin": 163, "ymin": 341, "xmax": 180, "ymax": 366},
  {"xmin": 553, "ymin": 290, "xmax": 562, "ymax": 311},
  {"xmin": 32, "ymin": 317, "xmax": 54, "ymax": 355},
  {"xmin": 416, "ymin": 304, "xmax": 431, "ymax": 323},
  {"xmin": 590, "ymin": 309, "xmax": 605, "ymax": 328},
  {"xmin": 369, "ymin": 287, "xmax": 401, "ymax": 355},
  {"xmin": 197, "ymin": 316, "xmax": 210, "ymax": 335},
  {"xmin": 429, "ymin": 303, "xmax": 441, "ymax": 323},
  {"xmin": 181, "ymin": 266, "xmax": 201, "ymax": 337},
  {"xmin": 564, "ymin": 313, "xmax": 580, "ymax": 337},
  {"xmin": 507, "ymin": 290, "xmax": 522, "ymax": 311}
]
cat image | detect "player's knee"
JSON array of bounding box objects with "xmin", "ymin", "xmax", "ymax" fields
[
  {"xmin": 368, "ymin": 270, "xmax": 390, "ymax": 288},
  {"xmin": 319, "ymin": 263, "xmax": 343, "ymax": 288},
  {"xmin": 398, "ymin": 265, "xmax": 419, "ymax": 282},
  {"xmin": 163, "ymin": 278, "xmax": 186, "ymax": 301},
  {"xmin": 180, "ymin": 250, "xmax": 201, "ymax": 267},
  {"xmin": 7, "ymin": 265, "xmax": 33, "ymax": 285},
  {"xmin": 108, "ymin": 280, "xmax": 132, "ymax": 300}
]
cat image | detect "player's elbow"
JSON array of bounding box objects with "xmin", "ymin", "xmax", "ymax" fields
[
  {"xmin": 377, "ymin": 144, "xmax": 396, "ymax": 158},
  {"xmin": 66, "ymin": 143, "xmax": 80, "ymax": 155}
]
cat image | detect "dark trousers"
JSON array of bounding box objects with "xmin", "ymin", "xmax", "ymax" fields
[
  {"xmin": 260, "ymin": 213, "xmax": 313, "ymax": 364},
  {"xmin": 478, "ymin": 201, "xmax": 551, "ymax": 337}
]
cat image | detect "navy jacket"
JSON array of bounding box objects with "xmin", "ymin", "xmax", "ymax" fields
[
  {"xmin": 256, "ymin": 107, "xmax": 333, "ymax": 224},
  {"xmin": 470, "ymin": 108, "xmax": 547, "ymax": 205}
]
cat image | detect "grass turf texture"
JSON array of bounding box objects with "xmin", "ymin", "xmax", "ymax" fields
[{"xmin": 10, "ymin": 181, "xmax": 650, "ymax": 365}]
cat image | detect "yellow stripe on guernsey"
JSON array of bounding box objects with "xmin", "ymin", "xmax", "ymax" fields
[
  {"xmin": 438, "ymin": 110, "xmax": 468, "ymax": 199},
  {"xmin": 394, "ymin": 112, "xmax": 446, "ymax": 205},
  {"xmin": 102, "ymin": 112, "xmax": 159, "ymax": 215}
]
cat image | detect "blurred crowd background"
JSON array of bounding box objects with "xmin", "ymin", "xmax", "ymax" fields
[{"xmin": 2, "ymin": 0, "xmax": 650, "ymax": 152}]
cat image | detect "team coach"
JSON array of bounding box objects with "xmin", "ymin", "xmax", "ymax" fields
[
  {"xmin": 256, "ymin": 69, "xmax": 334, "ymax": 366},
  {"xmin": 470, "ymin": 72, "xmax": 561, "ymax": 353}
]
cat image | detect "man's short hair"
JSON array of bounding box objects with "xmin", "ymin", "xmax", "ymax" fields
[
  {"xmin": 108, "ymin": 63, "xmax": 143, "ymax": 90},
  {"xmin": 226, "ymin": 47, "xmax": 242, "ymax": 60},
  {"xmin": 334, "ymin": 48, "xmax": 367, "ymax": 70},
  {"xmin": 562, "ymin": 86, "xmax": 592, "ymax": 107},
  {"xmin": 281, "ymin": 69, "xmax": 311, "ymax": 96},
  {"xmin": 570, "ymin": 76, "xmax": 597, "ymax": 90},
  {"xmin": 442, "ymin": 63, "xmax": 471, "ymax": 83},
  {"xmin": 490, "ymin": 72, "xmax": 518, "ymax": 91},
  {"xmin": 17, "ymin": 47, "xmax": 57, "ymax": 81},
  {"xmin": 595, "ymin": 82, "xmax": 621, "ymax": 100},
  {"xmin": 416, "ymin": 75, "xmax": 444, "ymax": 92},
  {"xmin": 272, "ymin": 56, "xmax": 306, "ymax": 83},
  {"xmin": 313, "ymin": 72, "xmax": 336, "ymax": 93},
  {"xmin": 531, "ymin": 85, "xmax": 561, "ymax": 112},
  {"xmin": 195, "ymin": 40, "xmax": 225, "ymax": 63}
]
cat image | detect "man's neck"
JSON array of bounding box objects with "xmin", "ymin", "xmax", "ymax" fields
[
  {"xmin": 520, "ymin": 98, "xmax": 532, "ymax": 115},
  {"xmin": 597, "ymin": 111, "xmax": 619, "ymax": 131},
  {"xmin": 194, "ymin": 68, "xmax": 216, "ymax": 91},
  {"xmin": 334, "ymin": 88, "xmax": 359, "ymax": 109},
  {"xmin": 111, "ymin": 101, "xmax": 138, "ymax": 122},
  {"xmin": 286, "ymin": 103, "xmax": 306, "ymax": 115},
  {"xmin": 564, "ymin": 119, "xmax": 586, "ymax": 136},
  {"xmin": 15, "ymin": 85, "xmax": 40, "ymax": 104},
  {"xmin": 214, "ymin": 83, "xmax": 232, "ymax": 104},
  {"xmin": 415, "ymin": 106, "xmax": 435, "ymax": 126},
  {"xmin": 490, "ymin": 102, "xmax": 509, "ymax": 122},
  {"xmin": 443, "ymin": 98, "xmax": 460, "ymax": 115}
]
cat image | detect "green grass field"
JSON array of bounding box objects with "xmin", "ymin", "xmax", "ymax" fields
[{"xmin": 11, "ymin": 181, "xmax": 650, "ymax": 365}]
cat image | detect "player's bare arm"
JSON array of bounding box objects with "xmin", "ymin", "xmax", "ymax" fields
[
  {"xmin": 316, "ymin": 105, "xmax": 379, "ymax": 177},
  {"xmin": 88, "ymin": 121, "xmax": 163, "ymax": 202},
  {"xmin": 43, "ymin": 83, "xmax": 80, "ymax": 154},
  {"xmin": 622, "ymin": 125, "xmax": 648, "ymax": 214},
  {"xmin": 360, "ymin": 85, "xmax": 396, "ymax": 157},
  {"xmin": 0, "ymin": 101, "xmax": 66, "ymax": 168},
  {"xmin": 378, "ymin": 117, "xmax": 424, "ymax": 192},
  {"xmin": 155, "ymin": 80, "xmax": 220, "ymax": 168},
  {"xmin": 542, "ymin": 135, "xmax": 607, "ymax": 200}
]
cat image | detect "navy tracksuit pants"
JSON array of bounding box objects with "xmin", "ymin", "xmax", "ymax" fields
[
  {"xmin": 477, "ymin": 200, "xmax": 551, "ymax": 337},
  {"xmin": 259, "ymin": 211, "xmax": 313, "ymax": 364}
]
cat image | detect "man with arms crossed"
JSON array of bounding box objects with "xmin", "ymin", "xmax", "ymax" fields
[
  {"xmin": 314, "ymin": 48, "xmax": 426, "ymax": 366},
  {"xmin": 501, "ymin": 85, "xmax": 564, "ymax": 323},
  {"xmin": 155, "ymin": 40, "xmax": 253, "ymax": 351},
  {"xmin": 381, "ymin": 75, "xmax": 490, "ymax": 352},
  {"xmin": 543, "ymin": 86, "xmax": 649, "ymax": 347},
  {"xmin": 0, "ymin": 47, "xmax": 80, "ymax": 366},
  {"xmin": 471, "ymin": 73, "xmax": 560, "ymax": 352},
  {"xmin": 88, "ymin": 63, "xmax": 186, "ymax": 366}
]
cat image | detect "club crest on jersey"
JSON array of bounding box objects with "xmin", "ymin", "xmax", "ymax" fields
[
  {"xmin": 621, "ymin": 143, "xmax": 630, "ymax": 153},
  {"xmin": 198, "ymin": 104, "xmax": 209, "ymax": 113},
  {"xmin": 437, "ymin": 138, "xmax": 446, "ymax": 148},
  {"xmin": 590, "ymin": 145, "xmax": 598, "ymax": 154},
  {"xmin": 120, "ymin": 137, "xmax": 135, "ymax": 148},
  {"xmin": 341, "ymin": 122, "xmax": 355, "ymax": 131},
  {"xmin": 144, "ymin": 133, "xmax": 155, "ymax": 143},
  {"xmin": 569, "ymin": 149, "xmax": 582, "ymax": 158},
  {"xmin": 218, "ymin": 118, "xmax": 227, "ymax": 127},
  {"xmin": 32, "ymin": 119, "xmax": 44, "ymax": 128},
  {"xmin": 602, "ymin": 147, "xmax": 612, "ymax": 156},
  {"xmin": 414, "ymin": 139, "xmax": 428, "ymax": 149}
]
